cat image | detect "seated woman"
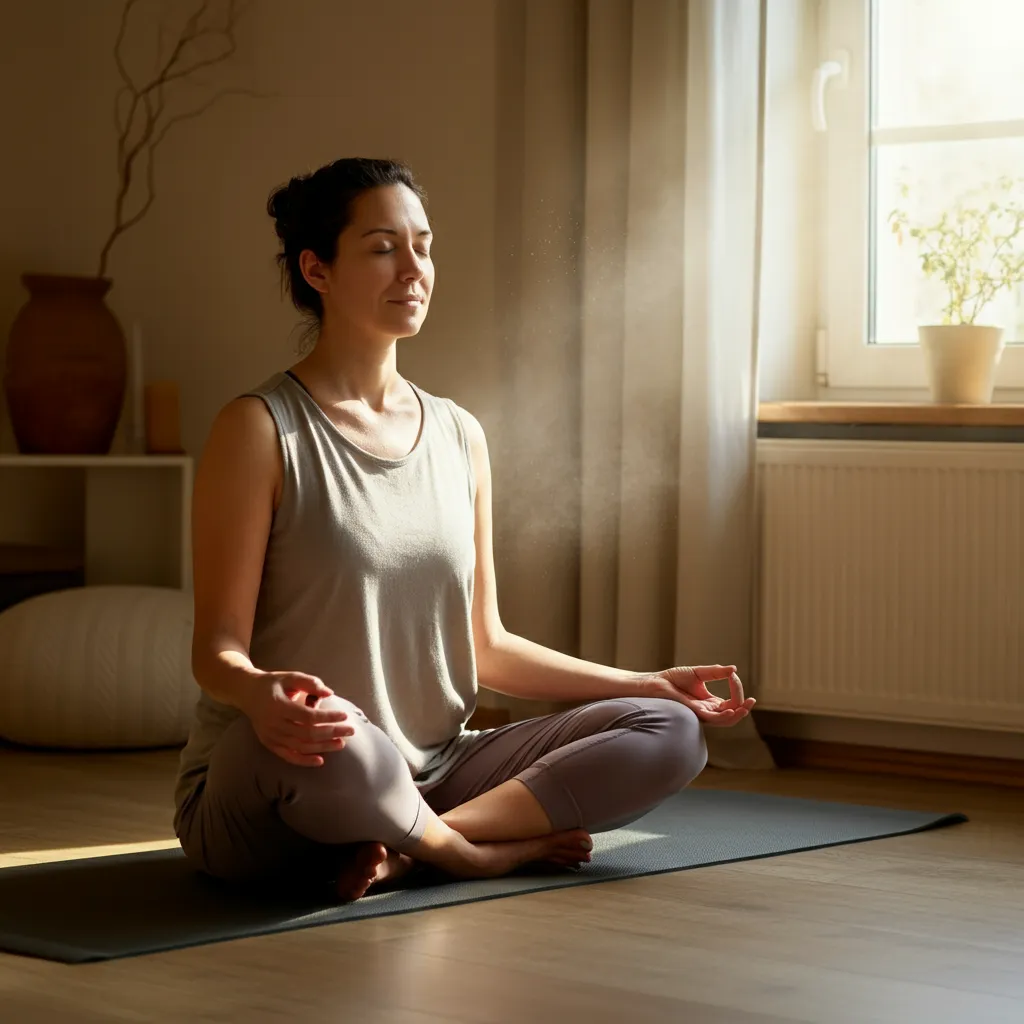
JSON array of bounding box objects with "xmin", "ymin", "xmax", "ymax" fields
[{"xmin": 174, "ymin": 157, "xmax": 756, "ymax": 902}]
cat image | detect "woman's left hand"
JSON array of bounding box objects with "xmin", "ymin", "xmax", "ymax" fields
[{"xmin": 639, "ymin": 665, "xmax": 756, "ymax": 728}]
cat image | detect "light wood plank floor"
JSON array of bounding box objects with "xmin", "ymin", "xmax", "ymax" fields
[{"xmin": 1, "ymin": 744, "xmax": 1022, "ymax": 1024}]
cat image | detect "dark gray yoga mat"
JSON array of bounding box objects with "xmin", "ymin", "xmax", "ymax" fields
[{"xmin": 0, "ymin": 788, "xmax": 966, "ymax": 963}]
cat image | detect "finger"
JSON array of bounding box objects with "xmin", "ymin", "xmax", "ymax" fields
[
  {"xmin": 268, "ymin": 717, "xmax": 351, "ymax": 742},
  {"xmin": 283, "ymin": 736, "xmax": 349, "ymax": 756},
  {"xmin": 293, "ymin": 703, "xmax": 351, "ymax": 725},
  {"xmin": 276, "ymin": 718, "xmax": 354, "ymax": 744},
  {"xmin": 692, "ymin": 700, "xmax": 744, "ymax": 721},
  {"xmin": 689, "ymin": 682, "xmax": 716, "ymax": 701},
  {"xmin": 282, "ymin": 729, "xmax": 354, "ymax": 753},
  {"xmin": 686, "ymin": 700, "xmax": 730, "ymax": 722},
  {"xmin": 729, "ymin": 672, "xmax": 746, "ymax": 705},
  {"xmin": 284, "ymin": 718, "xmax": 356, "ymax": 737},
  {"xmin": 286, "ymin": 673, "xmax": 334, "ymax": 697},
  {"xmin": 694, "ymin": 666, "xmax": 737, "ymax": 699},
  {"xmin": 701, "ymin": 709, "xmax": 749, "ymax": 728},
  {"xmin": 273, "ymin": 744, "xmax": 325, "ymax": 767},
  {"xmin": 694, "ymin": 664, "xmax": 736, "ymax": 681}
]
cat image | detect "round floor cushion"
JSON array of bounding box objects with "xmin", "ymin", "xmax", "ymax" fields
[{"xmin": 0, "ymin": 585, "xmax": 198, "ymax": 748}]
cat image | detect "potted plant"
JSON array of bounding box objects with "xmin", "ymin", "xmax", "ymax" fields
[
  {"xmin": 888, "ymin": 175, "xmax": 1024, "ymax": 404},
  {"xmin": 4, "ymin": 0, "xmax": 254, "ymax": 454}
]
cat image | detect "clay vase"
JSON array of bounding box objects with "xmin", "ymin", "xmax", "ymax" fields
[{"xmin": 4, "ymin": 274, "xmax": 127, "ymax": 454}]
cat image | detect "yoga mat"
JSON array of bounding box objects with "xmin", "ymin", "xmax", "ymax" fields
[{"xmin": 0, "ymin": 789, "xmax": 966, "ymax": 963}]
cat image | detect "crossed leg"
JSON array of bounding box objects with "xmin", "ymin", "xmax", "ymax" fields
[{"xmin": 177, "ymin": 697, "xmax": 706, "ymax": 901}]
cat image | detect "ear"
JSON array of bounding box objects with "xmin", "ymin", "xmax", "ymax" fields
[{"xmin": 298, "ymin": 249, "xmax": 330, "ymax": 296}]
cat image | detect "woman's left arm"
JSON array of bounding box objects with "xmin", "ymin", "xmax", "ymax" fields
[{"xmin": 458, "ymin": 408, "xmax": 755, "ymax": 725}]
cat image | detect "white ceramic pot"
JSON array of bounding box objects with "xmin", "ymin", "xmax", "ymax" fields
[{"xmin": 918, "ymin": 324, "xmax": 1005, "ymax": 404}]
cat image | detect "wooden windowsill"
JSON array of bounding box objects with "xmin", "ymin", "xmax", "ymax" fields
[{"xmin": 758, "ymin": 401, "xmax": 1024, "ymax": 427}]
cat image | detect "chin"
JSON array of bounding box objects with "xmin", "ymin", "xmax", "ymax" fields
[{"xmin": 386, "ymin": 312, "xmax": 428, "ymax": 339}]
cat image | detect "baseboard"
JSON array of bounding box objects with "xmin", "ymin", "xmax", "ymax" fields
[
  {"xmin": 753, "ymin": 708, "xmax": 1024, "ymax": 761},
  {"xmin": 765, "ymin": 735, "xmax": 1024, "ymax": 788}
]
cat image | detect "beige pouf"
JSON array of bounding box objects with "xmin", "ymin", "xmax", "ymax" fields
[{"xmin": 0, "ymin": 585, "xmax": 198, "ymax": 748}]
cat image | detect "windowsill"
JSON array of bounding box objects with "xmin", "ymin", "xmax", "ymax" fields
[{"xmin": 758, "ymin": 401, "xmax": 1024, "ymax": 427}]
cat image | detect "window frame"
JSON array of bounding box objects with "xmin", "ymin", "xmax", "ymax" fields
[{"xmin": 820, "ymin": 0, "xmax": 1024, "ymax": 390}]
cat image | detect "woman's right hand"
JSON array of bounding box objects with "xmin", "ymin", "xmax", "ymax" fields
[{"xmin": 242, "ymin": 671, "xmax": 356, "ymax": 767}]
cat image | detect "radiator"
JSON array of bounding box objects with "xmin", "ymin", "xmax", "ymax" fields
[{"xmin": 755, "ymin": 440, "xmax": 1024, "ymax": 732}]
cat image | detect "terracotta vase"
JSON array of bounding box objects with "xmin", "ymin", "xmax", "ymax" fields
[{"xmin": 4, "ymin": 274, "xmax": 127, "ymax": 454}]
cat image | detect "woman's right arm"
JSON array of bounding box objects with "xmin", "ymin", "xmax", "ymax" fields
[{"xmin": 190, "ymin": 397, "xmax": 353, "ymax": 766}]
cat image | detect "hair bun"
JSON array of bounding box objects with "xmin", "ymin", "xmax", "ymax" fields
[{"xmin": 267, "ymin": 178, "xmax": 305, "ymax": 235}]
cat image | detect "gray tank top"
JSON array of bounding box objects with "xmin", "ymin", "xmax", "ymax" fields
[{"xmin": 173, "ymin": 371, "xmax": 480, "ymax": 829}]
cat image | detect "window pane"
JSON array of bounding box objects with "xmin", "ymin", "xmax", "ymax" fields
[
  {"xmin": 872, "ymin": 138, "xmax": 1024, "ymax": 344},
  {"xmin": 874, "ymin": 0, "xmax": 1024, "ymax": 128}
]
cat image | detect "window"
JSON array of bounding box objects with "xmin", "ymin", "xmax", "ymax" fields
[{"xmin": 820, "ymin": 0, "xmax": 1024, "ymax": 389}]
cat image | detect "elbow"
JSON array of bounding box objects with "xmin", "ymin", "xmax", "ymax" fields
[
  {"xmin": 190, "ymin": 630, "xmax": 241, "ymax": 688},
  {"xmin": 474, "ymin": 626, "xmax": 511, "ymax": 686},
  {"xmin": 190, "ymin": 637, "xmax": 211, "ymax": 689}
]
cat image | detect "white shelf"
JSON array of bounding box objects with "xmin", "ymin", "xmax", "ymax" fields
[{"xmin": 0, "ymin": 455, "xmax": 193, "ymax": 590}]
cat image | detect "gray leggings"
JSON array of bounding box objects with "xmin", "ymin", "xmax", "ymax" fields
[{"xmin": 177, "ymin": 697, "xmax": 707, "ymax": 885}]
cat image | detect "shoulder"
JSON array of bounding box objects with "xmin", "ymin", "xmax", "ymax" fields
[
  {"xmin": 410, "ymin": 381, "xmax": 487, "ymax": 454},
  {"xmin": 200, "ymin": 384, "xmax": 285, "ymax": 484},
  {"xmin": 435, "ymin": 395, "xmax": 488, "ymax": 460},
  {"xmin": 441, "ymin": 401, "xmax": 489, "ymax": 497},
  {"xmin": 214, "ymin": 371, "xmax": 309, "ymax": 444},
  {"xmin": 448, "ymin": 402, "xmax": 487, "ymax": 454},
  {"xmin": 210, "ymin": 394, "xmax": 277, "ymax": 447},
  {"xmin": 201, "ymin": 397, "xmax": 281, "ymax": 490}
]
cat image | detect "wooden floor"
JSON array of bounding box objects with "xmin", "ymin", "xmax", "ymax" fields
[{"xmin": 1, "ymin": 745, "xmax": 1022, "ymax": 1024}]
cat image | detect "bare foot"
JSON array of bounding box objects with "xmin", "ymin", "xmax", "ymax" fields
[
  {"xmin": 334, "ymin": 842, "xmax": 416, "ymax": 902},
  {"xmin": 366, "ymin": 848, "xmax": 417, "ymax": 893},
  {"xmin": 450, "ymin": 829, "xmax": 594, "ymax": 880}
]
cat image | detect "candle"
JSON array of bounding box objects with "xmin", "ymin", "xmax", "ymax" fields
[{"xmin": 130, "ymin": 321, "xmax": 145, "ymax": 453}]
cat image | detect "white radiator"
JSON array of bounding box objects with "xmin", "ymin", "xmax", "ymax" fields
[{"xmin": 755, "ymin": 440, "xmax": 1024, "ymax": 732}]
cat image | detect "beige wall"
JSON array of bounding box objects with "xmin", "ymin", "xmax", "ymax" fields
[
  {"xmin": 0, "ymin": 0, "xmax": 502, "ymax": 456},
  {"xmin": 0, "ymin": 0, "xmax": 588, "ymax": 697},
  {"xmin": 0, "ymin": 0, "xmax": 562, "ymax": 713}
]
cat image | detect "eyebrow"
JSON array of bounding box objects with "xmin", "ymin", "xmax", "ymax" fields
[{"xmin": 361, "ymin": 227, "xmax": 432, "ymax": 238}]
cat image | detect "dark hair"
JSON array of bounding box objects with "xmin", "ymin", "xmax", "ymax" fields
[{"xmin": 267, "ymin": 157, "xmax": 427, "ymax": 329}]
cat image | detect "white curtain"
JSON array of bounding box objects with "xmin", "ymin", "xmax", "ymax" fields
[
  {"xmin": 576, "ymin": 0, "xmax": 774, "ymax": 768},
  {"xmin": 494, "ymin": 0, "xmax": 775, "ymax": 768}
]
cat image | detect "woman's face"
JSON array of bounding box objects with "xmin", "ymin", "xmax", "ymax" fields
[{"xmin": 308, "ymin": 184, "xmax": 434, "ymax": 342}]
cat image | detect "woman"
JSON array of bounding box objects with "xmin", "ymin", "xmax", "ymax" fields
[{"xmin": 174, "ymin": 157, "xmax": 756, "ymax": 902}]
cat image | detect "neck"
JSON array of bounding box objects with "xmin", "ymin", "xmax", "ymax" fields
[{"xmin": 294, "ymin": 322, "xmax": 402, "ymax": 412}]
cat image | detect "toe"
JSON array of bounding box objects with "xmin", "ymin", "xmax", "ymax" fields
[
  {"xmin": 557, "ymin": 829, "xmax": 592, "ymax": 853},
  {"xmin": 357, "ymin": 842, "xmax": 388, "ymax": 871}
]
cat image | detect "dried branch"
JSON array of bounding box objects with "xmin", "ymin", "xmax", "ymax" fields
[
  {"xmin": 98, "ymin": 0, "xmax": 257, "ymax": 277},
  {"xmin": 112, "ymin": 0, "xmax": 139, "ymax": 89}
]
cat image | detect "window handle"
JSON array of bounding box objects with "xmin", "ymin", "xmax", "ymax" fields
[{"xmin": 812, "ymin": 51, "xmax": 849, "ymax": 132}]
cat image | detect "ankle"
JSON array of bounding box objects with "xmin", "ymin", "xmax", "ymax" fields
[{"xmin": 416, "ymin": 818, "xmax": 484, "ymax": 872}]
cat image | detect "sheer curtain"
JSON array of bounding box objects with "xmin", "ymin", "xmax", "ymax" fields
[{"xmin": 494, "ymin": 0, "xmax": 775, "ymax": 769}]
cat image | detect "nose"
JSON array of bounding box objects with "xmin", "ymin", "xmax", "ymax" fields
[
  {"xmin": 397, "ymin": 248, "xmax": 427, "ymax": 282},
  {"xmin": 399, "ymin": 261, "xmax": 424, "ymax": 284}
]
